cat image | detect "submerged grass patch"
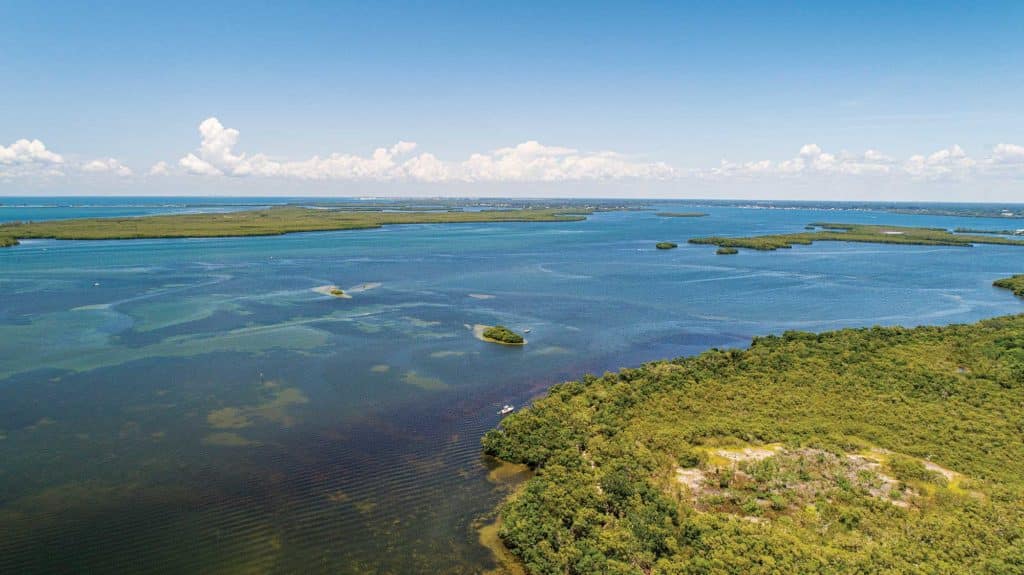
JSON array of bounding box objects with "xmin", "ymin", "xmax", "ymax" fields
[{"xmin": 401, "ymin": 370, "xmax": 449, "ymax": 391}]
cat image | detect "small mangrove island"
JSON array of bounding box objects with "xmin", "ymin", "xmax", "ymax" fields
[
  {"xmin": 716, "ymin": 246, "xmax": 738, "ymax": 255},
  {"xmin": 0, "ymin": 206, "xmax": 590, "ymax": 247},
  {"xmin": 476, "ymin": 325, "xmax": 526, "ymax": 345},
  {"xmin": 482, "ymin": 313, "xmax": 1024, "ymax": 574},
  {"xmin": 994, "ymin": 275, "xmax": 1024, "ymax": 298},
  {"xmin": 655, "ymin": 242, "xmax": 678, "ymax": 250},
  {"xmin": 690, "ymin": 222, "xmax": 1024, "ymax": 252},
  {"xmin": 312, "ymin": 285, "xmax": 352, "ymax": 298}
]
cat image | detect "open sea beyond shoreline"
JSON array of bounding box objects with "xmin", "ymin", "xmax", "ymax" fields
[{"xmin": 1, "ymin": 198, "xmax": 1022, "ymax": 573}]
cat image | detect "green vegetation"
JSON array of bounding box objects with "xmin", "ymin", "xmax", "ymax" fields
[
  {"xmin": 655, "ymin": 242, "xmax": 678, "ymax": 250},
  {"xmin": 994, "ymin": 275, "xmax": 1024, "ymax": 298},
  {"xmin": 715, "ymin": 247, "xmax": 738, "ymax": 255},
  {"xmin": 0, "ymin": 236, "xmax": 17, "ymax": 247},
  {"xmin": 690, "ymin": 222, "xmax": 1024, "ymax": 252},
  {"xmin": 656, "ymin": 212, "xmax": 708, "ymax": 218},
  {"xmin": 328, "ymin": 288, "xmax": 346, "ymax": 297},
  {"xmin": 956, "ymin": 227, "xmax": 1024, "ymax": 236},
  {"xmin": 483, "ymin": 314, "xmax": 1024, "ymax": 574},
  {"xmin": 0, "ymin": 206, "xmax": 589, "ymax": 246},
  {"xmin": 482, "ymin": 325, "xmax": 525, "ymax": 345}
]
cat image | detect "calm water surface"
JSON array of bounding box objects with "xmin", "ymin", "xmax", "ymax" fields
[{"xmin": 1, "ymin": 200, "xmax": 1022, "ymax": 573}]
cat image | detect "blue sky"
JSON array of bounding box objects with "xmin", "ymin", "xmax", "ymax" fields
[{"xmin": 1, "ymin": 1, "xmax": 1023, "ymax": 199}]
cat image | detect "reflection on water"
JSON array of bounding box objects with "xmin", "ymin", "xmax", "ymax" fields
[{"xmin": 2, "ymin": 203, "xmax": 1023, "ymax": 572}]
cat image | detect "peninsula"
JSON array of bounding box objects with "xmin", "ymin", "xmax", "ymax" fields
[
  {"xmin": 483, "ymin": 314, "xmax": 1024, "ymax": 574},
  {"xmin": 690, "ymin": 222, "xmax": 1024, "ymax": 252},
  {"xmin": 0, "ymin": 206, "xmax": 589, "ymax": 246},
  {"xmin": 994, "ymin": 275, "xmax": 1024, "ymax": 298}
]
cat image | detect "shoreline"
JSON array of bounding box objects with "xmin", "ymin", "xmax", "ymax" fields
[{"xmin": 481, "ymin": 278, "xmax": 1024, "ymax": 568}]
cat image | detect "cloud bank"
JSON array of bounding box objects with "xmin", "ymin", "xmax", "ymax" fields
[
  {"xmin": 3, "ymin": 117, "xmax": 1024, "ymax": 198},
  {"xmin": 174, "ymin": 118, "xmax": 676, "ymax": 182}
]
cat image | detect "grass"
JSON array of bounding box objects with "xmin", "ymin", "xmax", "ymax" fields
[
  {"xmin": 655, "ymin": 242, "xmax": 678, "ymax": 249},
  {"xmin": 716, "ymin": 246, "xmax": 738, "ymax": 255},
  {"xmin": 0, "ymin": 236, "xmax": 17, "ymax": 247},
  {"xmin": 0, "ymin": 206, "xmax": 588, "ymax": 246},
  {"xmin": 656, "ymin": 212, "xmax": 708, "ymax": 218},
  {"xmin": 482, "ymin": 314, "xmax": 1024, "ymax": 574},
  {"xmin": 994, "ymin": 275, "xmax": 1024, "ymax": 298},
  {"xmin": 689, "ymin": 222, "xmax": 1024, "ymax": 252}
]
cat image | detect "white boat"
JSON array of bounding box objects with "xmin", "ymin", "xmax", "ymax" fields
[
  {"xmin": 523, "ymin": 328, "xmax": 531, "ymax": 333},
  {"xmin": 498, "ymin": 404, "xmax": 514, "ymax": 415}
]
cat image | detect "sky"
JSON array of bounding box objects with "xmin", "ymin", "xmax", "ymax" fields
[{"xmin": 1, "ymin": 1, "xmax": 1023, "ymax": 200}]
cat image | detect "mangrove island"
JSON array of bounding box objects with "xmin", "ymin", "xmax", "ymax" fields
[
  {"xmin": 690, "ymin": 222, "xmax": 1024, "ymax": 252},
  {"xmin": 477, "ymin": 325, "xmax": 526, "ymax": 345},
  {"xmin": 482, "ymin": 313, "xmax": 1024, "ymax": 574},
  {"xmin": 655, "ymin": 242, "xmax": 678, "ymax": 250},
  {"xmin": 0, "ymin": 206, "xmax": 590, "ymax": 247}
]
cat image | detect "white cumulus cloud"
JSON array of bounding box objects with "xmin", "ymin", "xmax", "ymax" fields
[
  {"xmin": 701, "ymin": 142, "xmax": 1024, "ymax": 181},
  {"xmin": 0, "ymin": 138, "xmax": 64, "ymax": 166},
  {"xmin": 82, "ymin": 158, "xmax": 133, "ymax": 177},
  {"xmin": 147, "ymin": 161, "xmax": 170, "ymax": 176},
  {"xmin": 171, "ymin": 117, "xmax": 676, "ymax": 182}
]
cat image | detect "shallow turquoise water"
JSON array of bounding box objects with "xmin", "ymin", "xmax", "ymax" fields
[{"xmin": 1, "ymin": 200, "xmax": 1022, "ymax": 573}]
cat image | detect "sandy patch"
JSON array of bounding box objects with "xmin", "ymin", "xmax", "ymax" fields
[
  {"xmin": 202, "ymin": 432, "xmax": 259, "ymax": 447},
  {"xmin": 206, "ymin": 383, "xmax": 309, "ymax": 430},
  {"xmin": 402, "ymin": 370, "xmax": 449, "ymax": 390},
  {"xmin": 534, "ymin": 346, "xmax": 570, "ymax": 355},
  {"xmin": 347, "ymin": 282, "xmax": 382, "ymax": 293},
  {"xmin": 404, "ymin": 316, "xmax": 442, "ymax": 327},
  {"xmin": 207, "ymin": 407, "xmax": 252, "ymax": 429},
  {"xmin": 715, "ymin": 445, "xmax": 781, "ymax": 463},
  {"xmin": 923, "ymin": 460, "xmax": 959, "ymax": 482},
  {"xmin": 675, "ymin": 468, "xmax": 706, "ymax": 492},
  {"xmin": 430, "ymin": 350, "xmax": 466, "ymax": 358},
  {"xmin": 370, "ymin": 364, "xmax": 391, "ymax": 373}
]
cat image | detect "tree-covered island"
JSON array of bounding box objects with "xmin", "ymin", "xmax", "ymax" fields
[
  {"xmin": 482, "ymin": 313, "xmax": 1024, "ymax": 574},
  {"xmin": 690, "ymin": 222, "xmax": 1024, "ymax": 252},
  {"xmin": 0, "ymin": 206, "xmax": 590, "ymax": 246},
  {"xmin": 655, "ymin": 242, "xmax": 678, "ymax": 250},
  {"xmin": 480, "ymin": 325, "xmax": 526, "ymax": 345}
]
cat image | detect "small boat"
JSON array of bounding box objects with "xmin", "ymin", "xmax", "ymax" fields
[
  {"xmin": 498, "ymin": 404, "xmax": 514, "ymax": 415},
  {"xmin": 523, "ymin": 328, "xmax": 531, "ymax": 333}
]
